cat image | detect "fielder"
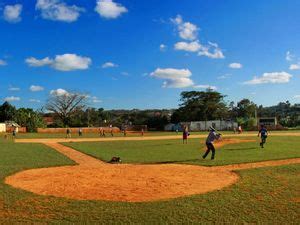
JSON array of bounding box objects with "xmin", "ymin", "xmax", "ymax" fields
[
  {"xmin": 202, "ymin": 126, "xmax": 222, "ymax": 160},
  {"xmin": 258, "ymin": 125, "xmax": 268, "ymax": 148}
]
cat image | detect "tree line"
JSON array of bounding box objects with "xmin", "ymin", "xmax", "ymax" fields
[{"xmin": 0, "ymin": 89, "xmax": 299, "ymax": 132}]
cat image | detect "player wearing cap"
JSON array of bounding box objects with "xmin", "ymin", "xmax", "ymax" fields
[{"xmin": 202, "ymin": 126, "xmax": 222, "ymax": 160}]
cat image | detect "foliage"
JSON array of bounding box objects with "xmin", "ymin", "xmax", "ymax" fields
[
  {"xmin": 258, "ymin": 101, "xmax": 300, "ymax": 127},
  {"xmin": 46, "ymin": 91, "xmax": 87, "ymax": 127},
  {"xmin": 15, "ymin": 108, "xmax": 46, "ymax": 132},
  {"xmin": 0, "ymin": 101, "xmax": 16, "ymax": 121},
  {"xmin": 171, "ymin": 89, "xmax": 228, "ymax": 122}
]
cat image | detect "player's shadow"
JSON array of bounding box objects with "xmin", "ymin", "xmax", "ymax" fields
[
  {"xmin": 223, "ymin": 147, "xmax": 256, "ymax": 151},
  {"xmin": 148, "ymin": 159, "xmax": 200, "ymax": 164}
]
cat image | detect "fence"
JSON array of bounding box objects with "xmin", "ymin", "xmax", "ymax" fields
[{"xmin": 37, "ymin": 127, "xmax": 120, "ymax": 133}]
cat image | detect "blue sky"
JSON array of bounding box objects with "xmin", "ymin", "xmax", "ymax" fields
[{"xmin": 0, "ymin": 0, "xmax": 300, "ymax": 110}]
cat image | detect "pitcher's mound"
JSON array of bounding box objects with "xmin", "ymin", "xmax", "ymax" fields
[
  {"xmin": 5, "ymin": 138, "xmax": 253, "ymax": 202},
  {"xmin": 5, "ymin": 164, "xmax": 238, "ymax": 202}
]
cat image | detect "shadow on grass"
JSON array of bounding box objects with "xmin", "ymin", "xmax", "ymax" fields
[
  {"xmin": 136, "ymin": 158, "xmax": 202, "ymax": 165},
  {"xmin": 223, "ymin": 147, "xmax": 257, "ymax": 151}
]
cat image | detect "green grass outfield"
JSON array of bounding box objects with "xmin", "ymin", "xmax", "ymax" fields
[
  {"xmin": 0, "ymin": 134, "xmax": 299, "ymax": 223},
  {"xmin": 64, "ymin": 136, "xmax": 300, "ymax": 166}
]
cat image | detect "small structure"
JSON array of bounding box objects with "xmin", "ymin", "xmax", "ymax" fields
[
  {"xmin": 180, "ymin": 120, "xmax": 237, "ymax": 131},
  {"xmin": 0, "ymin": 123, "xmax": 6, "ymax": 132},
  {"xmin": 164, "ymin": 123, "xmax": 182, "ymax": 132},
  {"xmin": 257, "ymin": 117, "xmax": 278, "ymax": 129},
  {"xmin": 5, "ymin": 121, "xmax": 21, "ymax": 133}
]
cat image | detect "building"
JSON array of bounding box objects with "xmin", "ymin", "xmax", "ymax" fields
[
  {"xmin": 180, "ymin": 120, "xmax": 238, "ymax": 131},
  {"xmin": 257, "ymin": 117, "xmax": 277, "ymax": 127},
  {"xmin": 0, "ymin": 123, "xmax": 6, "ymax": 132}
]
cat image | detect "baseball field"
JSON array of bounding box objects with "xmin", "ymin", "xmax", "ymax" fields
[{"xmin": 0, "ymin": 131, "xmax": 299, "ymax": 224}]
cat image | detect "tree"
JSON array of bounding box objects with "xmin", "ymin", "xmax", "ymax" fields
[
  {"xmin": 0, "ymin": 101, "xmax": 16, "ymax": 121},
  {"xmin": 45, "ymin": 91, "xmax": 87, "ymax": 127},
  {"xmin": 15, "ymin": 108, "xmax": 46, "ymax": 132},
  {"xmin": 236, "ymin": 99, "xmax": 257, "ymax": 119},
  {"xmin": 174, "ymin": 89, "xmax": 228, "ymax": 121}
]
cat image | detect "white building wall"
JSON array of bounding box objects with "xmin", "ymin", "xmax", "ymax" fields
[{"xmin": 0, "ymin": 123, "xmax": 6, "ymax": 132}]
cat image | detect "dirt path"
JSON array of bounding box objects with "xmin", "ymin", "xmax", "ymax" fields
[
  {"xmin": 5, "ymin": 138, "xmax": 300, "ymax": 202},
  {"xmin": 14, "ymin": 132, "xmax": 300, "ymax": 144}
]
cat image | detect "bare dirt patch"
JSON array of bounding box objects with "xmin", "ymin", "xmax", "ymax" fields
[{"xmin": 5, "ymin": 138, "xmax": 300, "ymax": 202}]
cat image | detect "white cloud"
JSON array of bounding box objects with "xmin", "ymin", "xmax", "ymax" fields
[
  {"xmin": 3, "ymin": 4, "xmax": 22, "ymax": 23},
  {"xmin": 198, "ymin": 42, "xmax": 225, "ymax": 59},
  {"xmin": 218, "ymin": 74, "xmax": 231, "ymax": 79},
  {"xmin": 244, "ymin": 72, "xmax": 292, "ymax": 85},
  {"xmin": 286, "ymin": 51, "xmax": 294, "ymax": 61},
  {"xmin": 30, "ymin": 85, "xmax": 44, "ymax": 92},
  {"xmin": 25, "ymin": 57, "xmax": 53, "ymax": 67},
  {"xmin": 171, "ymin": 15, "xmax": 198, "ymax": 41},
  {"xmin": 95, "ymin": 0, "xmax": 127, "ymax": 19},
  {"xmin": 29, "ymin": 99, "xmax": 41, "ymax": 103},
  {"xmin": 102, "ymin": 62, "xmax": 118, "ymax": 68},
  {"xmin": 26, "ymin": 54, "xmax": 91, "ymax": 71},
  {"xmin": 8, "ymin": 87, "xmax": 20, "ymax": 91},
  {"xmin": 174, "ymin": 41, "xmax": 201, "ymax": 52},
  {"xmin": 160, "ymin": 44, "xmax": 166, "ymax": 51},
  {"xmin": 36, "ymin": 0, "xmax": 84, "ymax": 22},
  {"xmin": 170, "ymin": 15, "xmax": 224, "ymax": 59},
  {"xmin": 151, "ymin": 68, "xmax": 194, "ymax": 88},
  {"xmin": 289, "ymin": 64, "xmax": 300, "ymax": 70},
  {"xmin": 4, "ymin": 96, "xmax": 20, "ymax": 102},
  {"xmin": 293, "ymin": 95, "xmax": 300, "ymax": 100},
  {"xmin": 52, "ymin": 54, "xmax": 91, "ymax": 71},
  {"xmin": 91, "ymin": 96, "xmax": 102, "ymax": 103},
  {"xmin": 229, "ymin": 62, "xmax": 242, "ymax": 69},
  {"xmin": 162, "ymin": 78, "xmax": 194, "ymax": 88},
  {"xmin": 0, "ymin": 59, "xmax": 7, "ymax": 66},
  {"xmin": 50, "ymin": 88, "xmax": 69, "ymax": 96},
  {"xmin": 193, "ymin": 84, "xmax": 217, "ymax": 90}
]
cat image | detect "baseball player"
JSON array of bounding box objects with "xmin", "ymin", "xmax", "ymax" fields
[{"xmin": 202, "ymin": 126, "xmax": 222, "ymax": 160}]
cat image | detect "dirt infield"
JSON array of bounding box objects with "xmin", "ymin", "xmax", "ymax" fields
[{"xmin": 5, "ymin": 138, "xmax": 300, "ymax": 202}]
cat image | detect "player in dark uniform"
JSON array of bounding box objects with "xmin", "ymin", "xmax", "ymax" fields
[
  {"xmin": 202, "ymin": 126, "xmax": 221, "ymax": 160},
  {"xmin": 258, "ymin": 125, "xmax": 268, "ymax": 148}
]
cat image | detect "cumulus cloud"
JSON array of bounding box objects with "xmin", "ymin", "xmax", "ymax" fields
[
  {"xmin": 3, "ymin": 4, "xmax": 22, "ymax": 23},
  {"xmin": 30, "ymin": 85, "xmax": 44, "ymax": 92},
  {"xmin": 52, "ymin": 54, "xmax": 91, "ymax": 71},
  {"xmin": 229, "ymin": 62, "xmax": 242, "ymax": 69},
  {"xmin": 26, "ymin": 57, "xmax": 52, "ymax": 67},
  {"xmin": 171, "ymin": 15, "xmax": 198, "ymax": 41},
  {"xmin": 25, "ymin": 54, "xmax": 91, "ymax": 71},
  {"xmin": 174, "ymin": 41, "xmax": 201, "ymax": 52},
  {"xmin": 171, "ymin": 15, "xmax": 224, "ymax": 59},
  {"xmin": 244, "ymin": 72, "xmax": 292, "ymax": 85},
  {"xmin": 218, "ymin": 74, "xmax": 231, "ymax": 79},
  {"xmin": 198, "ymin": 42, "xmax": 225, "ymax": 59},
  {"xmin": 193, "ymin": 84, "xmax": 217, "ymax": 90},
  {"xmin": 286, "ymin": 51, "xmax": 294, "ymax": 61},
  {"xmin": 289, "ymin": 64, "xmax": 300, "ymax": 70},
  {"xmin": 91, "ymin": 96, "xmax": 102, "ymax": 103},
  {"xmin": 0, "ymin": 59, "xmax": 7, "ymax": 66},
  {"xmin": 36, "ymin": 0, "xmax": 84, "ymax": 22},
  {"xmin": 4, "ymin": 96, "xmax": 20, "ymax": 102},
  {"xmin": 151, "ymin": 68, "xmax": 194, "ymax": 88},
  {"xmin": 95, "ymin": 0, "xmax": 127, "ymax": 19},
  {"xmin": 102, "ymin": 62, "xmax": 118, "ymax": 68},
  {"xmin": 50, "ymin": 88, "xmax": 69, "ymax": 96},
  {"xmin": 160, "ymin": 44, "xmax": 167, "ymax": 51}
]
